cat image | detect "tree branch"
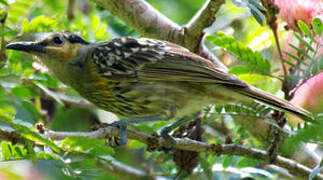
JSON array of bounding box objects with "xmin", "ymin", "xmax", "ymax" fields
[
  {"xmin": 184, "ymin": 0, "xmax": 225, "ymax": 52},
  {"xmin": 0, "ymin": 127, "xmax": 25, "ymax": 144},
  {"xmin": 46, "ymin": 127, "xmax": 323, "ymax": 179},
  {"xmin": 95, "ymin": 0, "xmax": 183, "ymax": 43},
  {"xmin": 0, "ymin": 126, "xmax": 318, "ymax": 179},
  {"xmin": 94, "ymin": 0, "xmax": 228, "ymax": 70}
]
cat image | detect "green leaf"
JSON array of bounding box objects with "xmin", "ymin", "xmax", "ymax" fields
[
  {"xmin": 229, "ymin": 65, "xmax": 252, "ymax": 75},
  {"xmin": 21, "ymin": 16, "xmax": 57, "ymax": 33},
  {"xmin": 222, "ymin": 155, "xmax": 233, "ymax": 168},
  {"xmin": 283, "ymin": 51, "xmax": 309, "ymax": 66},
  {"xmin": 21, "ymin": 100, "xmax": 41, "ymax": 120},
  {"xmin": 13, "ymin": 145, "xmax": 27, "ymax": 159},
  {"xmin": 25, "ymin": 140, "xmax": 36, "ymax": 162},
  {"xmin": 90, "ymin": 14, "xmax": 109, "ymax": 41},
  {"xmin": 15, "ymin": 123, "xmax": 61, "ymax": 153},
  {"xmin": 0, "ymin": 0, "xmax": 8, "ymax": 6},
  {"xmin": 7, "ymin": 0, "xmax": 37, "ymax": 24},
  {"xmin": 30, "ymin": 73, "xmax": 60, "ymax": 89},
  {"xmin": 293, "ymin": 32, "xmax": 314, "ymax": 52},
  {"xmin": 298, "ymin": 21, "xmax": 316, "ymax": 43},
  {"xmin": 280, "ymin": 58, "xmax": 307, "ymax": 74},
  {"xmin": 312, "ymin": 17, "xmax": 323, "ymax": 36},
  {"xmin": 231, "ymin": 0, "xmax": 266, "ymax": 25},
  {"xmin": 206, "ymin": 32, "xmax": 271, "ymax": 75},
  {"xmin": 0, "ymin": 105, "xmax": 16, "ymax": 120},
  {"xmin": 61, "ymin": 137, "xmax": 114, "ymax": 156},
  {"xmin": 236, "ymin": 157, "xmax": 259, "ymax": 168},
  {"xmin": 231, "ymin": 0, "xmax": 248, "ymax": 7},
  {"xmin": 37, "ymin": 152, "xmax": 59, "ymax": 160},
  {"xmin": 200, "ymin": 153, "xmax": 213, "ymax": 179},
  {"xmin": 1, "ymin": 141, "xmax": 12, "ymax": 160},
  {"xmin": 289, "ymin": 43, "xmax": 313, "ymax": 61},
  {"xmin": 11, "ymin": 86, "xmax": 38, "ymax": 99},
  {"xmin": 224, "ymin": 104, "xmax": 232, "ymax": 112},
  {"xmin": 248, "ymin": 0, "xmax": 266, "ymax": 25},
  {"xmin": 0, "ymin": 115, "xmax": 61, "ymax": 153}
]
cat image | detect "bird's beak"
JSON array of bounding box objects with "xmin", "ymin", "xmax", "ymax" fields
[{"xmin": 6, "ymin": 42, "xmax": 44, "ymax": 53}]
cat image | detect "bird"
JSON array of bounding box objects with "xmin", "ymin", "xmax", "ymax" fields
[{"xmin": 6, "ymin": 32, "xmax": 313, "ymax": 146}]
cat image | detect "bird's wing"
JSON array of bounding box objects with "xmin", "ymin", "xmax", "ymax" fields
[
  {"xmin": 90, "ymin": 38, "xmax": 314, "ymax": 121},
  {"xmin": 91, "ymin": 37, "xmax": 246, "ymax": 87}
]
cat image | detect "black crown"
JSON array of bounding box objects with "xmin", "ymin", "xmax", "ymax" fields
[{"xmin": 63, "ymin": 32, "xmax": 89, "ymax": 45}]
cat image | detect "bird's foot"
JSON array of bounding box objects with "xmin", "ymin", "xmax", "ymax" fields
[
  {"xmin": 107, "ymin": 115, "xmax": 164, "ymax": 147},
  {"xmin": 90, "ymin": 121, "xmax": 127, "ymax": 147},
  {"xmin": 159, "ymin": 112, "xmax": 200, "ymax": 150},
  {"xmin": 108, "ymin": 119, "xmax": 128, "ymax": 147},
  {"xmin": 160, "ymin": 126, "xmax": 177, "ymax": 149}
]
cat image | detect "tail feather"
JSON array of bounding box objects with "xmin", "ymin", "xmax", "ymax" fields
[{"xmin": 233, "ymin": 85, "xmax": 314, "ymax": 122}]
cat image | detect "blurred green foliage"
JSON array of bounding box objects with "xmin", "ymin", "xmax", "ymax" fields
[{"xmin": 0, "ymin": 0, "xmax": 322, "ymax": 179}]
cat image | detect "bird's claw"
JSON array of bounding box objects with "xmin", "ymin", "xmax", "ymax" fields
[
  {"xmin": 161, "ymin": 126, "xmax": 177, "ymax": 149},
  {"xmin": 108, "ymin": 120, "xmax": 128, "ymax": 147},
  {"xmin": 105, "ymin": 115, "xmax": 164, "ymax": 147}
]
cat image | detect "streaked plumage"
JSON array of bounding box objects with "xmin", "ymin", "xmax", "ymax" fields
[{"xmin": 6, "ymin": 32, "xmax": 313, "ymax": 122}]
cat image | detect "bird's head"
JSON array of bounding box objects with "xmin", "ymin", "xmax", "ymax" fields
[
  {"xmin": 6, "ymin": 32, "xmax": 90, "ymax": 65},
  {"xmin": 6, "ymin": 32, "xmax": 91, "ymax": 86}
]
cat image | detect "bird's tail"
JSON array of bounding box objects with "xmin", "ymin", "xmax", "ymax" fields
[{"xmin": 232, "ymin": 85, "xmax": 314, "ymax": 122}]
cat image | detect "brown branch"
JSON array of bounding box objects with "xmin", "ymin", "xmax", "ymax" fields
[
  {"xmin": 0, "ymin": 125, "xmax": 321, "ymax": 179},
  {"xmin": 95, "ymin": 0, "xmax": 183, "ymax": 43},
  {"xmin": 233, "ymin": 114, "xmax": 319, "ymax": 168},
  {"xmin": 184, "ymin": 0, "xmax": 225, "ymax": 52},
  {"xmin": 43, "ymin": 127, "xmax": 322, "ymax": 180},
  {"xmin": 93, "ymin": 0, "xmax": 228, "ymax": 70},
  {"xmin": 0, "ymin": 127, "xmax": 25, "ymax": 144}
]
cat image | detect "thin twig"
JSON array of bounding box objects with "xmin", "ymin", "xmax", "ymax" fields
[
  {"xmin": 67, "ymin": 0, "xmax": 76, "ymax": 21},
  {"xmin": 272, "ymin": 27, "xmax": 288, "ymax": 76}
]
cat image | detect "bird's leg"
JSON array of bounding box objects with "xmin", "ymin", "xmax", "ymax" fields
[
  {"xmin": 160, "ymin": 112, "xmax": 200, "ymax": 148},
  {"xmin": 109, "ymin": 115, "xmax": 163, "ymax": 146}
]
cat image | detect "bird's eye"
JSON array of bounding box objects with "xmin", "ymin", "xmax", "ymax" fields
[{"xmin": 53, "ymin": 36, "xmax": 63, "ymax": 45}]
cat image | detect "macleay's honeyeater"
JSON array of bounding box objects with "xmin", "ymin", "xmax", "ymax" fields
[{"xmin": 6, "ymin": 32, "xmax": 313, "ymax": 145}]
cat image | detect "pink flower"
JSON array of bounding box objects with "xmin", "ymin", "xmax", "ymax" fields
[
  {"xmin": 290, "ymin": 72, "xmax": 323, "ymax": 114},
  {"xmin": 273, "ymin": 0, "xmax": 323, "ymax": 30},
  {"xmin": 287, "ymin": 72, "xmax": 323, "ymax": 125}
]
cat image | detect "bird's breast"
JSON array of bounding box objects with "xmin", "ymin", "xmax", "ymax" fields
[{"xmin": 77, "ymin": 80, "xmax": 220, "ymax": 119}]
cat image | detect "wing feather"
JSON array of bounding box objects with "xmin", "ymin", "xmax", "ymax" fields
[{"xmin": 91, "ymin": 37, "xmax": 247, "ymax": 87}]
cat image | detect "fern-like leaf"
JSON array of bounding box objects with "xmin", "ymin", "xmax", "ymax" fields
[
  {"xmin": 206, "ymin": 32, "xmax": 271, "ymax": 75},
  {"xmin": 211, "ymin": 102, "xmax": 274, "ymax": 119}
]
